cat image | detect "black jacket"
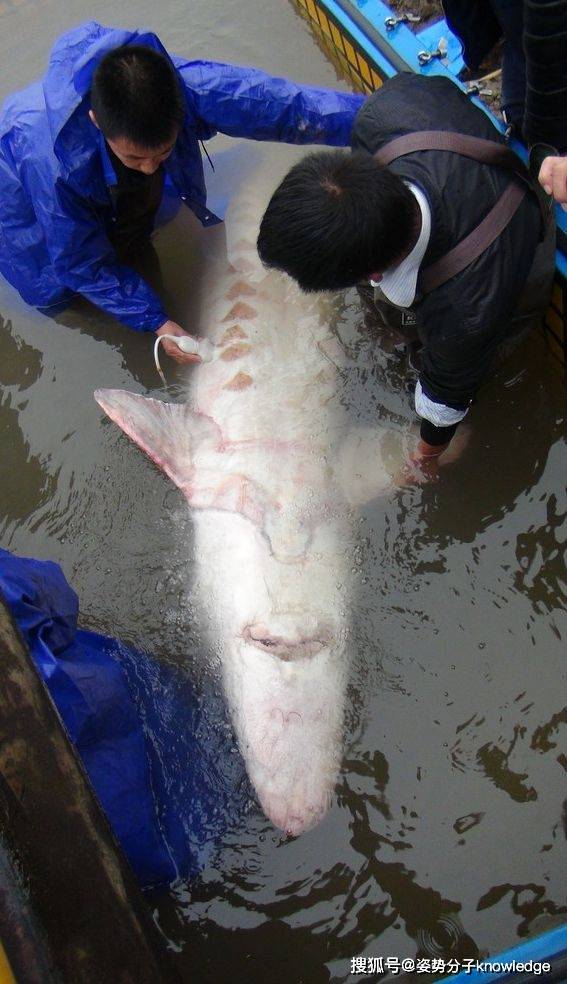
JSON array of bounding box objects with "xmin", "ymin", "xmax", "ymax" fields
[
  {"xmin": 523, "ymin": 0, "xmax": 567, "ymax": 150},
  {"xmin": 351, "ymin": 73, "xmax": 542, "ymax": 407},
  {"xmin": 442, "ymin": 0, "xmax": 502, "ymax": 72},
  {"xmin": 443, "ymin": 0, "xmax": 567, "ymax": 150}
]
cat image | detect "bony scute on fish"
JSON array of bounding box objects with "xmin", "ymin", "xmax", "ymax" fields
[{"xmin": 95, "ymin": 151, "xmax": 412, "ymax": 836}]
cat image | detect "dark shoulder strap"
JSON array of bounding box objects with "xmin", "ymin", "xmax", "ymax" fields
[
  {"xmin": 373, "ymin": 130, "xmax": 547, "ymax": 294},
  {"xmin": 373, "ymin": 130, "xmax": 530, "ymax": 179},
  {"xmin": 419, "ymin": 182, "xmax": 525, "ymax": 293}
]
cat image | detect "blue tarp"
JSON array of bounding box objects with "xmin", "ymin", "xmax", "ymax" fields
[{"xmin": 0, "ymin": 548, "xmax": 249, "ymax": 887}]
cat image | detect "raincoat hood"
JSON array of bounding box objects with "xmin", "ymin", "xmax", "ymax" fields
[{"xmin": 44, "ymin": 22, "xmax": 178, "ymax": 171}]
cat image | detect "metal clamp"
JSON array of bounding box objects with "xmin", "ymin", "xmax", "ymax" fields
[
  {"xmin": 465, "ymin": 81, "xmax": 494, "ymax": 97},
  {"xmin": 417, "ymin": 37, "xmax": 448, "ymax": 65},
  {"xmin": 384, "ymin": 12, "xmax": 420, "ymax": 30}
]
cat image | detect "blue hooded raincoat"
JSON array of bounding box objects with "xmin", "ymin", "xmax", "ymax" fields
[{"xmin": 0, "ymin": 21, "xmax": 363, "ymax": 330}]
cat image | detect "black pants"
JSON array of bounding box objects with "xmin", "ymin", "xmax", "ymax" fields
[{"xmin": 489, "ymin": 0, "xmax": 526, "ymax": 132}]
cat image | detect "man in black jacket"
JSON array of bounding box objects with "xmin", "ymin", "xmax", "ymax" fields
[{"xmin": 257, "ymin": 74, "xmax": 554, "ymax": 465}]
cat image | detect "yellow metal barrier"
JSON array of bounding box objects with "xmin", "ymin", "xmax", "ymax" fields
[
  {"xmin": 0, "ymin": 942, "xmax": 16, "ymax": 984},
  {"xmin": 294, "ymin": 0, "xmax": 383, "ymax": 93}
]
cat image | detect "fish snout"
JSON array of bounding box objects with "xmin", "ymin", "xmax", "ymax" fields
[
  {"xmin": 262, "ymin": 790, "xmax": 332, "ymax": 837},
  {"xmin": 242, "ymin": 615, "xmax": 332, "ymax": 660}
]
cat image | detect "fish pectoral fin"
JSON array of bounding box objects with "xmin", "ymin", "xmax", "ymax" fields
[
  {"xmin": 186, "ymin": 469, "xmax": 266, "ymax": 520},
  {"xmin": 94, "ymin": 388, "xmax": 221, "ymax": 492},
  {"xmin": 187, "ymin": 472, "xmax": 303, "ymax": 559},
  {"xmin": 335, "ymin": 426, "xmax": 411, "ymax": 505}
]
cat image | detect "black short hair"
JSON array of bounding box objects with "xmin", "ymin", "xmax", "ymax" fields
[
  {"xmin": 90, "ymin": 45, "xmax": 185, "ymax": 148},
  {"xmin": 257, "ymin": 150, "xmax": 417, "ymax": 291}
]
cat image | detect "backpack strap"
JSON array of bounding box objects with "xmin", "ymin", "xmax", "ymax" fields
[
  {"xmin": 373, "ymin": 130, "xmax": 549, "ymax": 294},
  {"xmin": 420, "ymin": 181, "xmax": 526, "ymax": 293},
  {"xmin": 374, "ymin": 130, "xmax": 530, "ymax": 176}
]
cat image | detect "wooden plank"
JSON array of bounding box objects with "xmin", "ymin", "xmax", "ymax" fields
[{"xmin": 0, "ymin": 595, "xmax": 178, "ymax": 984}]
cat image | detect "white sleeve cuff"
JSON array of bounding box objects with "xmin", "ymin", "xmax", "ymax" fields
[{"xmin": 415, "ymin": 380, "xmax": 469, "ymax": 426}]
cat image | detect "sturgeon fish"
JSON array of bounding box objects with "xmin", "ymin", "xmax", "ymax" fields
[{"xmin": 95, "ymin": 158, "xmax": 408, "ymax": 835}]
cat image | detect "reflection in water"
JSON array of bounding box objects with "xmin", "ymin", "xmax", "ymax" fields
[
  {"xmin": 337, "ymin": 766, "xmax": 478, "ymax": 963},
  {"xmin": 0, "ymin": 2, "xmax": 565, "ymax": 981},
  {"xmin": 0, "ymin": 316, "xmax": 53, "ymax": 530},
  {"xmin": 0, "ymin": 314, "xmax": 42, "ymax": 388},
  {"xmin": 477, "ymin": 736, "xmax": 538, "ymax": 803},
  {"xmin": 515, "ymin": 491, "xmax": 566, "ymax": 616},
  {"xmin": 531, "ymin": 707, "xmax": 567, "ymax": 754},
  {"xmin": 0, "ymin": 396, "xmax": 54, "ymax": 530},
  {"xmin": 477, "ymin": 882, "xmax": 567, "ymax": 938}
]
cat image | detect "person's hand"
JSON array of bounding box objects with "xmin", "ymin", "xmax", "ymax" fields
[
  {"xmin": 538, "ymin": 156, "xmax": 567, "ymax": 210},
  {"xmin": 155, "ymin": 320, "xmax": 201, "ymax": 364},
  {"xmin": 395, "ymin": 439, "xmax": 448, "ymax": 486},
  {"xmin": 393, "ymin": 424, "xmax": 472, "ymax": 487}
]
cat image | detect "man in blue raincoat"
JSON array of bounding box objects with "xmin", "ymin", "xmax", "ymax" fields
[{"xmin": 0, "ymin": 21, "xmax": 363, "ymax": 363}]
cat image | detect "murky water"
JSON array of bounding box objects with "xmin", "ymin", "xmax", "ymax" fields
[{"xmin": 1, "ymin": 1, "xmax": 565, "ymax": 981}]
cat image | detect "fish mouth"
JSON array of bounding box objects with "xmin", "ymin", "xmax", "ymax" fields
[
  {"xmin": 242, "ymin": 621, "xmax": 333, "ymax": 660},
  {"xmin": 258, "ymin": 788, "xmax": 333, "ymax": 836}
]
